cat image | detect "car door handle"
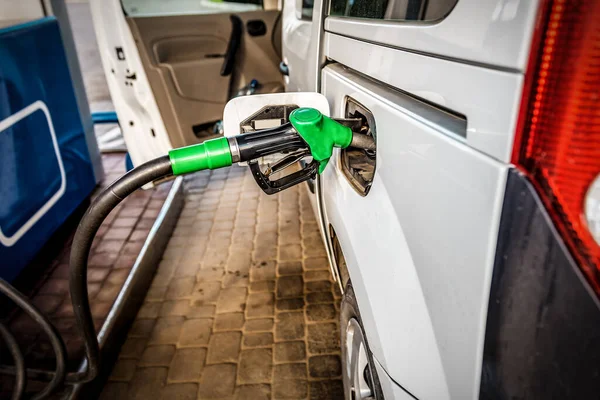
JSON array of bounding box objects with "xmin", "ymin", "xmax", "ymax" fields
[
  {"xmin": 221, "ymin": 15, "xmax": 243, "ymax": 77},
  {"xmin": 279, "ymin": 61, "xmax": 289, "ymax": 76}
]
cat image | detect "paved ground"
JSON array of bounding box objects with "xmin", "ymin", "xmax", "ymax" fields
[{"xmin": 101, "ymin": 168, "xmax": 344, "ymax": 400}]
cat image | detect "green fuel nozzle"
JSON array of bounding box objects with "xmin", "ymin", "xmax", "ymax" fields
[{"xmin": 168, "ymin": 108, "xmax": 374, "ymax": 194}]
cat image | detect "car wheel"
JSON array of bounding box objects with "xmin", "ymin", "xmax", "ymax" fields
[{"xmin": 341, "ymin": 281, "xmax": 384, "ymax": 400}]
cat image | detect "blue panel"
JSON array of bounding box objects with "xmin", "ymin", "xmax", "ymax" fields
[
  {"xmin": 0, "ymin": 18, "xmax": 96, "ymax": 281},
  {"xmin": 0, "ymin": 108, "xmax": 62, "ymax": 237}
]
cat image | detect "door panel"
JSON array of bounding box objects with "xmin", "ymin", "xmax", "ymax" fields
[
  {"xmin": 128, "ymin": 11, "xmax": 283, "ymax": 148},
  {"xmin": 321, "ymin": 64, "xmax": 508, "ymax": 400}
]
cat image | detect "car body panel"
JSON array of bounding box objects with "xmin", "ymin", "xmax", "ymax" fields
[
  {"xmin": 321, "ymin": 64, "xmax": 508, "ymax": 399},
  {"xmin": 323, "ymin": 32, "xmax": 524, "ymax": 163},
  {"xmin": 324, "ymin": 0, "xmax": 540, "ymax": 72}
]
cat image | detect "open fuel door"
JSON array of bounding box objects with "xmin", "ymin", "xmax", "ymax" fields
[{"xmin": 90, "ymin": 0, "xmax": 284, "ymax": 166}]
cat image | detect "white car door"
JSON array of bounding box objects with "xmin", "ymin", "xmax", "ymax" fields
[
  {"xmin": 281, "ymin": 0, "xmax": 320, "ymax": 92},
  {"xmin": 90, "ymin": 0, "xmax": 283, "ymax": 167},
  {"xmin": 317, "ymin": 0, "xmax": 540, "ymax": 398}
]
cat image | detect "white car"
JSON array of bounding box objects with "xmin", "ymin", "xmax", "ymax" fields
[{"xmin": 91, "ymin": 0, "xmax": 600, "ymax": 398}]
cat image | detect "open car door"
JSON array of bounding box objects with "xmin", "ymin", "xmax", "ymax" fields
[{"xmin": 90, "ymin": 0, "xmax": 284, "ymax": 166}]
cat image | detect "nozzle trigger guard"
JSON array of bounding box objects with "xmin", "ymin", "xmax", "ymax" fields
[{"xmin": 249, "ymin": 158, "xmax": 318, "ymax": 195}]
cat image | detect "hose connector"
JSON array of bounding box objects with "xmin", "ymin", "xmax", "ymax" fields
[{"xmin": 169, "ymin": 137, "xmax": 233, "ymax": 175}]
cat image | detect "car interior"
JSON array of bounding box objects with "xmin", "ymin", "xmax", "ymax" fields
[{"xmin": 126, "ymin": 1, "xmax": 284, "ymax": 148}]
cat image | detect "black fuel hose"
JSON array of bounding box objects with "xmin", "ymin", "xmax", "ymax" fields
[
  {"xmin": 0, "ymin": 321, "xmax": 25, "ymax": 400},
  {"xmin": 68, "ymin": 155, "xmax": 173, "ymax": 383},
  {"xmin": 0, "ymin": 278, "xmax": 66, "ymax": 399}
]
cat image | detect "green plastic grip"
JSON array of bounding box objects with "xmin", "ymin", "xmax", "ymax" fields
[
  {"xmin": 169, "ymin": 137, "xmax": 232, "ymax": 175},
  {"xmin": 289, "ymin": 108, "xmax": 352, "ymax": 173}
]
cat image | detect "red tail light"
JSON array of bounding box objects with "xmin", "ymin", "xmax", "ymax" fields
[{"xmin": 512, "ymin": 0, "xmax": 600, "ymax": 295}]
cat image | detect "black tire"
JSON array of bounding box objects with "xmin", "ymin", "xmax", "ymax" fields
[{"xmin": 340, "ymin": 281, "xmax": 385, "ymax": 400}]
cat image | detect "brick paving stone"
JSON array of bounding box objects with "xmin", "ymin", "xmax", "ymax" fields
[
  {"xmin": 279, "ymin": 244, "xmax": 303, "ymax": 261},
  {"xmin": 31, "ymin": 295, "xmax": 62, "ymax": 315},
  {"xmin": 274, "ymin": 363, "xmax": 307, "ymax": 380},
  {"xmin": 304, "ymin": 270, "xmax": 332, "ymax": 282},
  {"xmin": 198, "ymin": 364, "xmax": 237, "ymax": 398},
  {"xmin": 274, "ymin": 341, "xmax": 306, "ymax": 363},
  {"xmin": 304, "ymin": 257, "xmax": 329, "ymax": 270},
  {"xmin": 106, "ymin": 226, "xmax": 133, "ymax": 240},
  {"xmin": 168, "ymin": 348, "xmax": 206, "ymax": 382},
  {"xmin": 96, "ymin": 238, "xmax": 126, "ymax": 254},
  {"xmin": 129, "ymin": 319, "xmax": 156, "ymax": 338},
  {"xmin": 145, "ymin": 285, "xmax": 167, "ymax": 302},
  {"xmin": 191, "ymin": 280, "xmax": 221, "ymax": 306},
  {"xmin": 128, "ymin": 367, "xmax": 167, "ymax": 400},
  {"xmin": 174, "ymin": 261, "xmax": 200, "ymax": 278},
  {"xmin": 120, "ymin": 337, "xmax": 147, "ymax": 359},
  {"xmin": 275, "ymin": 312, "xmax": 305, "ymax": 341},
  {"xmin": 235, "ymin": 384, "xmax": 271, "ymax": 400},
  {"xmin": 166, "ymin": 277, "xmax": 196, "ymax": 299},
  {"xmin": 159, "ymin": 300, "xmax": 190, "ymax": 317},
  {"xmin": 253, "ymin": 244, "xmax": 278, "ymax": 261},
  {"xmin": 99, "ymin": 382, "xmax": 129, "ymax": 400},
  {"xmin": 197, "ymin": 266, "xmax": 225, "ymax": 282},
  {"xmin": 187, "ymin": 304, "xmax": 216, "ymax": 319},
  {"xmin": 89, "ymin": 252, "xmax": 119, "ymax": 267},
  {"xmin": 277, "ymin": 275, "xmax": 304, "ymax": 298},
  {"xmin": 149, "ymin": 317, "xmax": 185, "ymax": 345},
  {"xmin": 215, "ymin": 312, "xmax": 245, "ymax": 331},
  {"xmin": 178, "ymin": 318, "xmax": 212, "ymax": 347},
  {"xmin": 305, "ymin": 280, "xmax": 331, "ymax": 293},
  {"xmin": 238, "ymin": 348, "xmax": 272, "ymax": 384},
  {"xmin": 308, "ymin": 355, "xmax": 342, "ymax": 378},
  {"xmin": 249, "ymin": 280, "xmax": 275, "ymax": 293},
  {"xmin": 278, "ymin": 261, "xmax": 303, "ymax": 276},
  {"xmin": 38, "ymin": 279, "xmax": 69, "ymax": 295},
  {"xmin": 161, "ymin": 383, "xmax": 198, "ymax": 400},
  {"xmin": 223, "ymin": 271, "xmax": 249, "ymax": 288},
  {"xmin": 306, "ymin": 292, "xmax": 334, "ymax": 304},
  {"xmin": 309, "ymin": 380, "xmax": 344, "ymax": 400},
  {"xmin": 106, "ymin": 269, "xmax": 130, "ymax": 286},
  {"xmin": 245, "ymin": 318, "xmax": 273, "ymax": 332},
  {"xmin": 91, "ymin": 302, "xmax": 113, "ymax": 319},
  {"xmin": 88, "ymin": 267, "xmax": 111, "ymax": 283},
  {"xmin": 246, "ymin": 292, "xmax": 274, "ymax": 318},
  {"xmin": 307, "ymin": 323, "xmax": 340, "ymax": 354},
  {"xmin": 306, "ymin": 304, "xmax": 336, "ymax": 322},
  {"xmin": 273, "ymin": 380, "xmax": 308, "ymax": 399},
  {"xmin": 276, "ymin": 298, "xmax": 305, "ymax": 312},
  {"xmin": 250, "ymin": 260, "xmax": 276, "ymax": 282},
  {"xmin": 139, "ymin": 345, "xmax": 176, "ymax": 367},
  {"xmin": 96, "ymin": 283, "xmax": 123, "ymax": 303},
  {"xmin": 207, "ymin": 331, "xmax": 241, "ymax": 364},
  {"xmin": 216, "ymin": 287, "xmax": 247, "ymax": 313},
  {"xmin": 243, "ymin": 332, "xmax": 273, "ymax": 348},
  {"xmin": 110, "ymin": 359, "xmax": 137, "ymax": 381},
  {"xmin": 137, "ymin": 302, "xmax": 161, "ymax": 319}
]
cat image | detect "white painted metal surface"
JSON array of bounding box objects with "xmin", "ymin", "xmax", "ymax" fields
[
  {"xmin": 89, "ymin": 0, "xmax": 173, "ymax": 166},
  {"xmin": 0, "ymin": 101, "xmax": 66, "ymax": 247},
  {"xmin": 222, "ymin": 92, "xmax": 330, "ymax": 136},
  {"xmin": 324, "ymin": 0, "xmax": 540, "ymax": 71},
  {"xmin": 321, "ymin": 65, "xmax": 508, "ymax": 399},
  {"xmin": 323, "ymin": 32, "xmax": 524, "ymax": 163},
  {"xmin": 373, "ymin": 359, "xmax": 414, "ymax": 400},
  {"xmin": 281, "ymin": 0, "xmax": 315, "ymax": 92}
]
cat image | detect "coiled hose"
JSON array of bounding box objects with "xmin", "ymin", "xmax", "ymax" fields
[{"xmin": 0, "ymin": 156, "xmax": 173, "ymax": 398}]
